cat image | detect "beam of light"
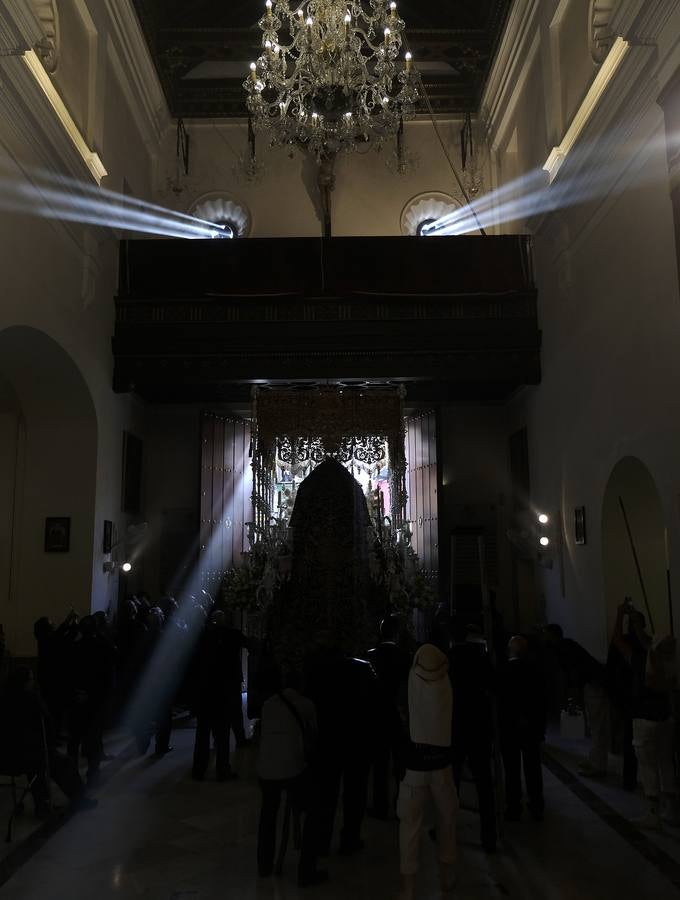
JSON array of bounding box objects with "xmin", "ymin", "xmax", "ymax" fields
[
  {"xmin": 422, "ymin": 125, "xmax": 672, "ymax": 237},
  {"xmin": 121, "ymin": 475, "xmax": 251, "ymax": 746},
  {"xmin": 0, "ymin": 166, "xmax": 232, "ymax": 240}
]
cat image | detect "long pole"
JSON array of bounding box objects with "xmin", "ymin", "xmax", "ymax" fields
[
  {"xmin": 478, "ymin": 535, "xmax": 505, "ymax": 841},
  {"xmin": 618, "ymin": 496, "xmax": 655, "ymax": 634}
]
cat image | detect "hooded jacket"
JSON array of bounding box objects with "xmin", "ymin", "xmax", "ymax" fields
[{"xmin": 405, "ymin": 643, "xmax": 453, "ymax": 771}]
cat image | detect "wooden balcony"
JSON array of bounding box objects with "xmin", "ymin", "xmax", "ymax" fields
[{"xmin": 113, "ymin": 235, "xmax": 541, "ymax": 403}]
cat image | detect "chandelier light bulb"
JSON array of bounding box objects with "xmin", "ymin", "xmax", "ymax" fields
[
  {"xmin": 384, "ymin": 27, "xmax": 391, "ymax": 43},
  {"xmin": 538, "ymin": 513, "xmax": 549, "ymax": 524},
  {"xmin": 405, "ymin": 50, "xmax": 413, "ymax": 72},
  {"xmin": 306, "ymin": 16, "xmax": 313, "ymax": 27},
  {"xmin": 121, "ymin": 562, "xmax": 133, "ymax": 573},
  {"xmin": 265, "ymin": 0, "xmax": 273, "ymax": 15},
  {"xmin": 250, "ymin": 61, "xmax": 257, "ymax": 81},
  {"xmin": 390, "ymin": 2, "xmax": 397, "ymax": 17},
  {"xmin": 539, "ymin": 537, "xmax": 550, "ymax": 548}
]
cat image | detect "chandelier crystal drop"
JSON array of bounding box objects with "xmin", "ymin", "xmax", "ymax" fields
[{"xmin": 244, "ymin": 1, "xmax": 419, "ymax": 158}]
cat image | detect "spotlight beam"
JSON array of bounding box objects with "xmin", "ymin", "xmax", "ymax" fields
[
  {"xmin": 0, "ymin": 167, "xmax": 231, "ymax": 240},
  {"xmin": 422, "ymin": 134, "xmax": 665, "ymax": 237}
]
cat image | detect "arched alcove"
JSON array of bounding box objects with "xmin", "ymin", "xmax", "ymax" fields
[
  {"xmin": 0, "ymin": 327, "xmax": 98, "ymax": 656},
  {"xmin": 601, "ymin": 456, "xmax": 669, "ymax": 638}
]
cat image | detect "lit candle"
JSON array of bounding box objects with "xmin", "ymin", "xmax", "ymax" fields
[
  {"xmin": 265, "ymin": 0, "xmax": 273, "ymax": 16},
  {"xmin": 405, "ymin": 50, "xmax": 412, "ymax": 72},
  {"xmin": 250, "ymin": 61, "xmax": 257, "ymax": 81}
]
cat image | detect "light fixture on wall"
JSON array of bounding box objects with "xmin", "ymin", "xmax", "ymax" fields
[
  {"xmin": 102, "ymin": 522, "xmax": 147, "ymax": 575},
  {"xmin": 400, "ymin": 192, "xmax": 461, "ymax": 237},
  {"xmin": 103, "ymin": 560, "xmax": 133, "ymax": 575},
  {"xmin": 189, "ymin": 194, "xmax": 252, "ymax": 238},
  {"xmin": 244, "ymin": 1, "xmax": 419, "ymax": 160}
]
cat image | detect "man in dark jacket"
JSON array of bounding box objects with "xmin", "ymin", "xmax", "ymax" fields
[
  {"xmin": 451, "ymin": 627, "xmax": 497, "ymax": 851},
  {"xmin": 367, "ymin": 615, "xmax": 410, "ymax": 819},
  {"xmin": 191, "ymin": 611, "xmax": 247, "ymax": 780},
  {"xmin": 499, "ymin": 636, "xmax": 547, "ymax": 821},
  {"xmin": 68, "ymin": 615, "xmax": 116, "ymax": 781},
  {"xmin": 305, "ymin": 646, "xmax": 379, "ymax": 856},
  {"xmin": 544, "ymin": 623, "xmax": 609, "ymax": 777},
  {"xmin": 33, "ymin": 611, "xmax": 79, "ymax": 738}
]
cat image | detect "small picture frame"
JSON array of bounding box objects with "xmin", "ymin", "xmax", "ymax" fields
[
  {"xmin": 574, "ymin": 506, "xmax": 587, "ymax": 545},
  {"xmin": 45, "ymin": 517, "xmax": 71, "ymax": 553},
  {"xmin": 103, "ymin": 520, "xmax": 113, "ymax": 554}
]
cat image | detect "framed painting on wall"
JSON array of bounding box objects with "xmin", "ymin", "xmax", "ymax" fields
[{"xmin": 45, "ymin": 517, "xmax": 70, "ymax": 553}]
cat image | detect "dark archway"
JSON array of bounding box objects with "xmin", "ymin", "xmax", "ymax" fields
[
  {"xmin": 0, "ymin": 327, "xmax": 98, "ymax": 656},
  {"xmin": 602, "ymin": 456, "xmax": 669, "ymax": 637}
]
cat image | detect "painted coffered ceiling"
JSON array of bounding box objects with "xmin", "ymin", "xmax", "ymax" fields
[{"xmin": 131, "ymin": 0, "xmax": 514, "ymax": 119}]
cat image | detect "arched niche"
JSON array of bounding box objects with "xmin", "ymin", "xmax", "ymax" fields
[
  {"xmin": 601, "ymin": 456, "xmax": 669, "ymax": 639},
  {"xmin": 0, "ymin": 327, "xmax": 98, "ymax": 656}
]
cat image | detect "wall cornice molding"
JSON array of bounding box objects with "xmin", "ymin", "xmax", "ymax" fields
[
  {"xmin": 610, "ymin": 0, "xmax": 679, "ymax": 41},
  {"xmin": 0, "ymin": 52, "xmax": 111, "ymax": 201},
  {"xmin": 103, "ymin": 0, "xmax": 169, "ymax": 150},
  {"xmin": 480, "ymin": 0, "xmax": 541, "ymax": 149},
  {"xmin": 0, "ymin": 0, "xmax": 43, "ymax": 53}
]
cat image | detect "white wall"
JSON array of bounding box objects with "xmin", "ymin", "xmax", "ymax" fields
[
  {"xmin": 484, "ymin": 0, "xmax": 680, "ymax": 657},
  {"xmin": 154, "ymin": 119, "xmax": 477, "ymax": 238},
  {"xmin": 0, "ymin": 0, "xmax": 165, "ymax": 654}
]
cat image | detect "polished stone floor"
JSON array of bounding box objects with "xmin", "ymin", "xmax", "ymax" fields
[{"xmin": 1, "ymin": 723, "xmax": 679, "ymax": 899}]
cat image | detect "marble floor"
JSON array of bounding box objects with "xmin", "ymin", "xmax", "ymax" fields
[{"xmin": 0, "ymin": 722, "xmax": 679, "ymax": 900}]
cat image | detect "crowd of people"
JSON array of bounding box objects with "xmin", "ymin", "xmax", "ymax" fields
[
  {"xmin": 0, "ymin": 591, "xmax": 249, "ymax": 816},
  {"xmin": 253, "ymin": 605, "xmax": 679, "ymax": 897},
  {"xmin": 0, "ymin": 591, "xmax": 677, "ymax": 898}
]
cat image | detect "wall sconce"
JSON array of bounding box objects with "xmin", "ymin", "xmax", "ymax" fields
[{"xmin": 103, "ymin": 560, "xmax": 133, "ymax": 575}]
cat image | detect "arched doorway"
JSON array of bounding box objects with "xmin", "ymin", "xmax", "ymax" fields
[
  {"xmin": 601, "ymin": 456, "xmax": 669, "ymax": 638},
  {"xmin": 0, "ymin": 327, "xmax": 98, "ymax": 657}
]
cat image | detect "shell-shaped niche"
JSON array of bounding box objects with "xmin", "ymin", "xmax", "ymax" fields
[
  {"xmin": 190, "ymin": 194, "xmax": 252, "ymax": 238},
  {"xmin": 31, "ymin": 0, "xmax": 60, "ymax": 74},
  {"xmin": 400, "ymin": 192, "xmax": 461, "ymax": 237},
  {"xmin": 589, "ymin": 0, "xmax": 616, "ymax": 65}
]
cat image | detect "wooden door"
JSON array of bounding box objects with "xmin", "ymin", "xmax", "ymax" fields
[
  {"xmin": 199, "ymin": 412, "xmax": 253, "ymax": 590},
  {"xmin": 405, "ymin": 411, "xmax": 439, "ymax": 577}
]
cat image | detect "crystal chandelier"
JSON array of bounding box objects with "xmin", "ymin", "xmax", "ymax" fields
[{"xmin": 244, "ymin": 1, "xmax": 419, "ymax": 159}]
